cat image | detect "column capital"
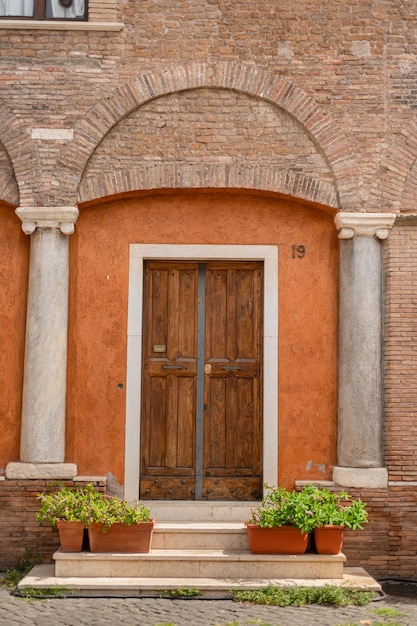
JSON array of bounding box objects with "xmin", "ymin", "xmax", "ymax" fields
[
  {"xmin": 334, "ymin": 212, "xmax": 396, "ymax": 240},
  {"xmin": 16, "ymin": 206, "xmax": 79, "ymax": 235}
]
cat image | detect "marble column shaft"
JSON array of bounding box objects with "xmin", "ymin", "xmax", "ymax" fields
[
  {"xmin": 338, "ymin": 235, "xmax": 383, "ymax": 467},
  {"xmin": 21, "ymin": 228, "xmax": 70, "ymax": 461},
  {"xmin": 16, "ymin": 207, "xmax": 78, "ymax": 465},
  {"xmin": 334, "ymin": 212, "xmax": 395, "ymax": 487}
]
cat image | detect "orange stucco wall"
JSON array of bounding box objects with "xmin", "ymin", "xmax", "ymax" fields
[
  {"xmin": 67, "ymin": 190, "xmax": 338, "ymax": 490},
  {"xmin": 0, "ymin": 205, "xmax": 28, "ymax": 469}
]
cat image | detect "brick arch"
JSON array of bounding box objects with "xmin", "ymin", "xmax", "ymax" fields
[
  {"xmin": 55, "ymin": 61, "xmax": 360, "ymax": 210},
  {"xmin": 78, "ymin": 164, "xmax": 339, "ymax": 208},
  {"xmin": 0, "ymin": 100, "xmax": 41, "ymax": 207},
  {"xmin": 369, "ymin": 118, "xmax": 417, "ymax": 214}
]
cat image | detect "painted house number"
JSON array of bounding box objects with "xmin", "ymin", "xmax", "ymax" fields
[{"xmin": 292, "ymin": 245, "xmax": 306, "ymax": 258}]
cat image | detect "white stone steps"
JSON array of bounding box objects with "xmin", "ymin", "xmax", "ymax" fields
[
  {"xmin": 18, "ymin": 564, "xmax": 382, "ymax": 598},
  {"xmin": 16, "ymin": 517, "xmax": 383, "ymax": 597},
  {"xmin": 54, "ymin": 548, "xmax": 346, "ymax": 579},
  {"xmin": 152, "ymin": 522, "xmax": 249, "ymax": 550},
  {"xmin": 144, "ymin": 501, "xmax": 256, "ymax": 522}
]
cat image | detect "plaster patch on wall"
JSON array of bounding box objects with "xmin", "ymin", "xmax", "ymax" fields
[
  {"xmin": 106, "ymin": 472, "xmax": 124, "ymax": 498},
  {"xmin": 278, "ymin": 41, "xmax": 293, "ymax": 60},
  {"xmin": 306, "ymin": 460, "xmax": 326, "ymax": 474},
  {"xmin": 32, "ymin": 128, "xmax": 74, "ymax": 140},
  {"xmin": 351, "ymin": 41, "xmax": 371, "ymax": 57}
]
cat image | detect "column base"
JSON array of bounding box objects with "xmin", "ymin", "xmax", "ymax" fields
[
  {"xmin": 5, "ymin": 462, "xmax": 77, "ymax": 480},
  {"xmin": 333, "ymin": 466, "xmax": 388, "ymax": 489}
]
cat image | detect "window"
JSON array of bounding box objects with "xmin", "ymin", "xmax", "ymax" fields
[{"xmin": 0, "ymin": 0, "xmax": 87, "ymax": 20}]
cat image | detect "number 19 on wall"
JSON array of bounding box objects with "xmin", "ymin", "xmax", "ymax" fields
[{"xmin": 292, "ymin": 245, "xmax": 306, "ymax": 259}]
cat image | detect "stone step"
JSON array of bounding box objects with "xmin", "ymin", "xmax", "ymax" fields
[
  {"xmin": 152, "ymin": 522, "xmax": 249, "ymax": 550},
  {"xmin": 143, "ymin": 501, "xmax": 256, "ymax": 522},
  {"xmin": 54, "ymin": 549, "xmax": 346, "ymax": 580},
  {"xmin": 18, "ymin": 564, "xmax": 382, "ymax": 599}
]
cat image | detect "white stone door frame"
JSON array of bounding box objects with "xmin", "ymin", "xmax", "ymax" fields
[{"xmin": 124, "ymin": 244, "xmax": 278, "ymax": 501}]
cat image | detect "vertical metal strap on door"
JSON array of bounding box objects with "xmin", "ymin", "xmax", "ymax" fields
[{"xmin": 195, "ymin": 263, "xmax": 206, "ymax": 500}]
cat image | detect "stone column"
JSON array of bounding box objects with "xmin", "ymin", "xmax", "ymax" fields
[
  {"xmin": 6, "ymin": 207, "xmax": 78, "ymax": 480},
  {"xmin": 333, "ymin": 212, "xmax": 395, "ymax": 489}
]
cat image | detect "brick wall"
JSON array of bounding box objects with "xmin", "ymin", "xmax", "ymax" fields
[
  {"xmin": 0, "ymin": 479, "xmax": 105, "ymax": 571},
  {"xmin": 0, "ymin": 0, "xmax": 416, "ymax": 209},
  {"xmin": 83, "ymin": 90, "xmax": 332, "ymax": 179},
  {"xmin": 384, "ymin": 219, "xmax": 417, "ymax": 483},
  {"xmin": 342, "ymin": 487, "xmax": 417, "ymax": 580}
]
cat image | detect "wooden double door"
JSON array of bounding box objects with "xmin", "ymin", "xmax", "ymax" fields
[{"xmin": 140, "ymin": 261, "xmax": 263, "ymax": 500}]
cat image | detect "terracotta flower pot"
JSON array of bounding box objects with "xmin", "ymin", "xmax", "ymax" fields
[
  {"xmin": 56, "ymin": 520, "xmax": 85, "ymax": 552},
  {"xmin": 246, "ymin": 524, "xmax": 308, "ymax": 554},
  {"xmin": 314, "ymin": 525, "xmax": 344, "ymax": 554},
  {"xmin": 88, "ymin": 520, "xmax": 155, "ymax": 553}
]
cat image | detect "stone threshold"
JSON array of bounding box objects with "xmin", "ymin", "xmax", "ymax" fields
[{"xmin": 19, "ymin": 564, "xmax": 381, "ymax": 599}]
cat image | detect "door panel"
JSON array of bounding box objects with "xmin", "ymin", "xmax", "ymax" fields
[
  {"xmin": 141, "ymin": 262, "xmax": 198, "ymax": 499},
  {"xmin": 203, "ymin": 263, "xmax": 262, "ymax": 499},
  {"xmin": 140, "ymin": 260, "xmax": 262, "ymax": 501}
]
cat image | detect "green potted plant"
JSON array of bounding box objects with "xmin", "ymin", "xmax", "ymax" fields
[
  {"xmin": 246, "ymin": 484, "xmax": 317, "ymax": 554},
  {"xmin": 86, "ymin": 495, "xmax": 154, "ymax": 553},
  {"xmin": 37, "ymin": 483, "xmax": 155, "ymax": 554},
  {"xmin": 36, "ymin": 483, "xmax": 100, "ymax": 552},
  {"xmin": 308, "ymin": 484, "xmax": 368, "ymax": 555}
]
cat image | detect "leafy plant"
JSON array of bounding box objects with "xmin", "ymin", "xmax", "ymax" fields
[
  {"xmin": 89, "ymin": 493, "xmax": 151, "ymax": 530},
  {"xmin": 36, "ymin": 483, "xmax": 103, "ymax": 525},
  {"xmin": 247, "ymin": 484, "xmax": 368, "ymax": 533},
  {"xmin": 247, "ymin": 484, "xmax": 316, "ymax": 534},
  {"xmin": 36, "ymin": 483, "xmax": 151, "ymax": 529},
  {"xmin": 305, "ymin": 484, "xmax": 368, "ymax": 530},
  {"xmin": 232, "ymin": 584, "xmax": 375, "ymax": 607}
]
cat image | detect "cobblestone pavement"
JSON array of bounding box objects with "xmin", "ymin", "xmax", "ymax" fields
[{"xmin": 0, "ymin": 582, "xmax": 416, "ymax": 626}]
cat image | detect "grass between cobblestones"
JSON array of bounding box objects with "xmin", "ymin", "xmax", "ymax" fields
[
  {"xmin": 0, "ymin": 553, "xmax": 40, "ymax": 591},
  {"xmin": 0, "ymin": 553, "xmax": 71, "ymax": 599},
  {"xmin": 232, "ymin": 584, "xmax": 376, "ymax": 606}
]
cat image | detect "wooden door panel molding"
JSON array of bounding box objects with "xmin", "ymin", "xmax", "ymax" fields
[
  {"xmin": 202, "ymin": 477, "xmax": 262, "ymax": 501},
  {"xmin": 140, "ymin": 477, "xmax": 195, "ymax": 500},
  {"xmin": 204, "ymin": 378, "xmax": 261, "ymax": 469},
  {"xmin": 205, "ymin": 361, "xmax": 259, "ymax": 377},
  {"xmin": 146, "ymin": 361, "xmax": 197, "ymax": 376}
]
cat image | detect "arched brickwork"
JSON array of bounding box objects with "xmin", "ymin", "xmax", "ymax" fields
[
  {"xmin": 0, "ymin": 100, "xmax": 41, "ymax": 207},
  {"xmin": 51, "ymin": 62, "xmax": 360, "ymax": 210},
  {"xmin": 370, "ymin": 117, "xmax": 417, "ymax": 214},
  {"xmin": 79, "ymin": 162, "xmax": 338, "ymax": 210},
  {"xmin": 0, "ymin": 141, "xmax": 18, "ymax": 207}
]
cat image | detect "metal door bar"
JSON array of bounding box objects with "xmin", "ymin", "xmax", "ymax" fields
[{"xmin": 195, "ymin": 263, "xmax": 206, "ymax": 500}]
